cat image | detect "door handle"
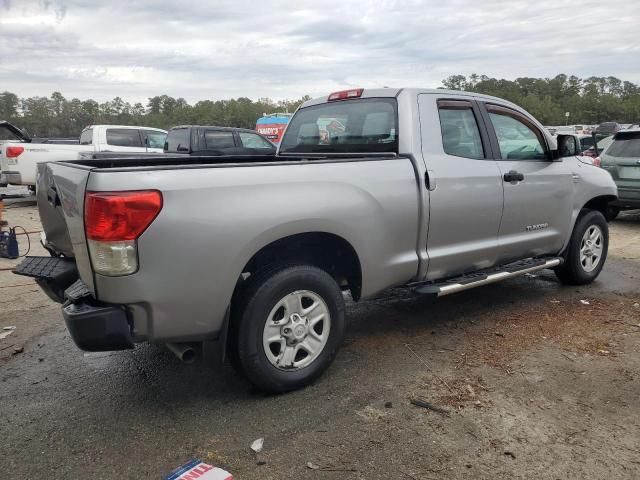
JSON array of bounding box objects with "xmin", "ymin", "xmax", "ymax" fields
[{"xmin": 503, "ymin": 170, "xmax": 524, "ymax": 182}]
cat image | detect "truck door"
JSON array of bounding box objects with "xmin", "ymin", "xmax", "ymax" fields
[
  {"xmin": 418, "ymin": 94, "xmax": 504, "ymax": 280},
  {"xmin": 479, "ymin": 103, "xmax": 574, "ymax": 263}
]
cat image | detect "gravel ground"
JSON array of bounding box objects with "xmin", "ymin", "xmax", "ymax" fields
[{"xmin": 0, "ymin": 196, "xmax": 638, "ymax": 479}]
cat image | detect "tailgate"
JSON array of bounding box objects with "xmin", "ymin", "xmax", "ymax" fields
[{"xmin": 37, "ymin": 161, "xmax": 95, "ymax": 292}]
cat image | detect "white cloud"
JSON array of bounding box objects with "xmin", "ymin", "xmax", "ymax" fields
[{"xmin": 0, "ymin": 0, "xmax": 639, "ymax": 103}]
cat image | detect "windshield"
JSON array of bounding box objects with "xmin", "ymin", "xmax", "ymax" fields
[
  {"xmin": 143, "ymin": 130, "xmax": 167, "ymax": 149},
  {"xmin": 279, "ymin": 98, "xmax": 398, "ymax": 154}
]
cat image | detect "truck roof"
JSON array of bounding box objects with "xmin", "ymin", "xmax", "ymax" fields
[
  {"xmin": 80, "ymin": 125, "xmax": 167, "ymax": 132},
  {"xmin": 300, "ymin": 88, "xmax": 528, "ymax": 113},
  {"xmin": 169, "ymin": 125, "xmax": 261, "ymax": 134}
]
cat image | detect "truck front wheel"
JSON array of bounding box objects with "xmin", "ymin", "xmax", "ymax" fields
[
  {"xmin": 232, "ymin": 265, "xmax": 345, "ymax": 393},
  {"xmin": 555, "ymin": 210, "xmax": 609, "ymax": 285}
]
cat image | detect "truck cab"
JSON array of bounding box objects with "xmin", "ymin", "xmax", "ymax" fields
[{"xmin": 164, "ymin": 126, "xmax": 276, "ymax": 156}]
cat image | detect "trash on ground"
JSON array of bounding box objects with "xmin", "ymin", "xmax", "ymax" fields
[
  {"xmin": 11, "ymin": 346, "xmax": 24, "ymax": 356},
  {"xmin": 580, "ymin": 300, "xmax": 590, "ymax": 305},
  {"xmin": 0, "ymin": 326, "xmax": 16, "ymax": 340},
  {"xmin": 250, "ymin": 437, "xmax": 264, "ymax": 453},
  {"xmin": 165, "ymin": 459, "xmax": 232, "ymax": 480},
  {"xmin": 504, "ymin": 451, "xmax": 516, "ymax": 459},
  {"xmin": 409, "ymin": 398, "xmax": 450, "ymax": 415},
  {"xmin": 306, "ymin": 462, "xmax": 320, "ymax": 470}
]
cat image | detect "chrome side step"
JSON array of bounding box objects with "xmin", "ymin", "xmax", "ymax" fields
[{"xmin": 414, "ymin": 257, "xmax": 562, "ymax": 297}]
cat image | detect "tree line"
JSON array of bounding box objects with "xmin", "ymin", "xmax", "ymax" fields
[
  {"xmin": 0, "ymin": 92, "xmax": 310, "ymax": 138},
  {"xmin": 1, "ymin": 74, "xmax": 639, "ymax": 138},
  {"xmin": 441, "ymin": 74, "xmax": 640, "ymax": 125}
]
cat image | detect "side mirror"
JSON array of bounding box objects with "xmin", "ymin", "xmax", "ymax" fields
[{"xmin": 556, "ymin": 134, "xmax": 578, "ymax": 158}]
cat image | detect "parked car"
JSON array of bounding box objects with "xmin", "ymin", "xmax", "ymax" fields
[
  {"xmin": 0, "ymin": 123, "xmax": 167, "ymax": 188},
  {"xmin": 595, "ymin": 122, "xmax": 622, "ymax": 135},
  {"xmin": 596, "ymin": 128, "xmax": 640, "ymax": 219},
  {"xmin": 546, "ymin": 125, "xmax": 574, "ymax": 136},
  {"xmin": 164, "ymin": 126, "xmax": 276, "ymax": 156},
  {"xmin": 16, "ymin": 87, "xmax": 617, "ymax": 393}
]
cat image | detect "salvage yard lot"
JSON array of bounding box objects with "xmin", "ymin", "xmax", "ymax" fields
[{"xmin": 1, "ymin": 198, "xmax": 639, "ymax": 479}]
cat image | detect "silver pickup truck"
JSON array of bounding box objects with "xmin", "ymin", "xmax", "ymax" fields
[{"xmin": 15, "ymin": 88, "xmax": 617, "ymax": 393}]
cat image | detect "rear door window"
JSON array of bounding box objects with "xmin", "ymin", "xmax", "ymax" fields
[
  {"xmin": 203, "ymin": 130, "xmax": 236, "ymax": 149},
  {"xmin": 606, "ymin": 132, "xmax": 640, "ymax": 157},
  {"xmin": 280, "ymin": 98, "xmax": 397, "ymax": 154},
  {"xmin": 106, "ymin": 129, "xmax": 143, "ymax": 147},
  {"xmin": 437, "ymin": 100, "xmax": 485, "ymax": 159}
]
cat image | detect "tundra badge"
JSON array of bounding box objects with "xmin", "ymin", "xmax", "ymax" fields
[{"xmin": 526, "ymin": 223, "xmax": 549, "ymax": 231}]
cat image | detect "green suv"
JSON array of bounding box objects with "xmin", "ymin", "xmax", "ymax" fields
[{"xmin": 599, "ymin": 128, "xmax": 640, "ymax": 219}]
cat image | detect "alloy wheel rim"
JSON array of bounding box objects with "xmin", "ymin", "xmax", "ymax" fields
[
  {"xmin": 263, "ymin": 290, "xmax": 330, "ymax": 370},
  {"xmin": 580, "ymin": 225, "xmax": 603, "ymax": 273}
]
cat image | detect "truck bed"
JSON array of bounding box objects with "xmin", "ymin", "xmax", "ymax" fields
[
  {"xmin": 36, "ymin": 153, "xmax": 420, "ymax": 343},
  {"xmin": 65, "ymin": 152, "xmax": 398, "ymax": 170}
]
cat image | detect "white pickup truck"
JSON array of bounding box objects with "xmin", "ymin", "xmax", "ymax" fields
[{"xmin": 0, "ymin": 122, "xmax": 167, "ymax": 188}]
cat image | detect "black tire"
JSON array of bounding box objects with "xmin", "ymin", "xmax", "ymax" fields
[
  {"xmin": 606, "ymin": 205, "xmax": 620, "ymax": 221},
  {"xmin": 555, "ymin": 209, "xmax": 608, "ymax": 285},
  {"xmin": 232, "ymin": 265, "xmax": 345, "ymax": 393}
]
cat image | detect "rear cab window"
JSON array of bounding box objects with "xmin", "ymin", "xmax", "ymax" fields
[
  {"xmin": 279, "ymin": 98, "xmax": 398, "ymax": 154},
  {"xmin": 437, "ymin": 100, "xmax": 485, "ymax": 159},
  {"xmin": 106, "ymin": 128, "xmax": 143, "ymax": 147}
]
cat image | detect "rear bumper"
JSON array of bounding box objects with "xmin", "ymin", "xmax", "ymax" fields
[
  {"xmin": 63, "ymin": 301, "xmax": 133, "ymax": 351},
  {"xmin": 0, "ymin": 171, "xmax": 22, "ymax": 185},
  {"xmin": 14, "ymin": 256, "xmax": 133, "ymax": 351},
  {"xmin": 611, "ymin": 187, "xmax": 640, "ymax": 209}
]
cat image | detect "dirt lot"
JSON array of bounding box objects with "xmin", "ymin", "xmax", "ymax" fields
[{"xmin": 0, "ymin": 194, "xmax": 638, "ymax": 479}]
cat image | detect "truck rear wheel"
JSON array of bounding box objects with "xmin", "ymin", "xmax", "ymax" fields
[
  {"xmin": 555, "ymin": 210, "xmax": 608, "ymax": 285},
  {"xmin": 232, "ymin": 265, "xmax": 345, "ymax": 393}
]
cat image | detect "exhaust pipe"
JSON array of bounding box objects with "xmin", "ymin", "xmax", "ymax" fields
[{"xmin": 166, "ymin": 343, "xmax": 197, "ymax": 364}]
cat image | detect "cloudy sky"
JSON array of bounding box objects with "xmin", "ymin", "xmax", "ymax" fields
[{"xmin": 1, "ymin": 0, "xmax": 639, "ymax": 103}]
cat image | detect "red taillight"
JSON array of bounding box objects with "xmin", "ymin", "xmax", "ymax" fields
[
  {"xmin": 6, "ymin": 146, "xmax": 24, "ymax": 158},
  {"xmin": 85, "ymin": 190, "xmax": 163, "ymax": 241},
  {"xmin": 328, "ymin": 88, "xmax": 364, "ymax": 101},
  {"xmin": 593, "ymin": 157, "xmax": 601, "ymax": 167}
]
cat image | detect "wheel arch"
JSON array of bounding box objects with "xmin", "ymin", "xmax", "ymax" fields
[
  {"xmin": 237, "ymin": 231, "xmax": 362, "ymax": 301},
  {"xmin": 582, "ymin": 194, "xmax": 618, "ymax": 220}
]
